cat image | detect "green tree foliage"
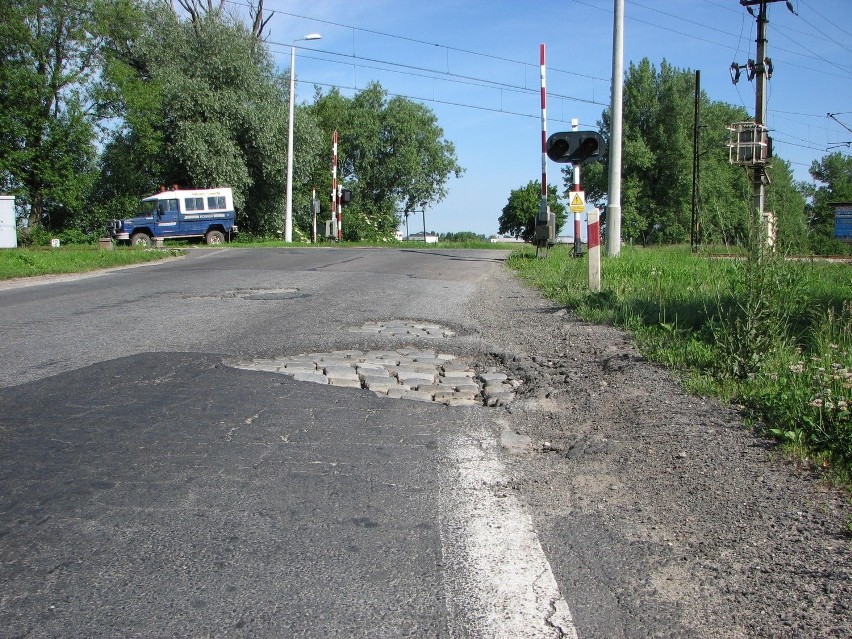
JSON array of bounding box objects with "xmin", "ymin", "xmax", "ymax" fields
[
  {"xmin": 803, "ymin": 152, "xmax": 852, "ymax": 254},
  {"xmin": 498, "ymin": 181, "xmax": 566, "ymax": 241},
  {"xmin": 96, "ymin": 3, "xmax": 322, "ymax": 236},
  {"xmin": 440, "ymin": 231, "xmax": 486, "ymax": 242},
  {"xmin": 310, "ymin": 83, "xmax": 463, "ymax": 241},
  {"xmin": 0, "ymin": 0, "xmax": 117, "ymax": 231},
  {"xmin": 576, "ymin": 58, "xmax": 807, "ymax": 249},
  {"xmin": 766, "ymin": 158, "xmax": 808, "ymax": 252}
]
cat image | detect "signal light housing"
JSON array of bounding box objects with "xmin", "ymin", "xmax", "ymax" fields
[{"xmin": 546, "ymin": 131, "xmax": 608, "ymax": 164}]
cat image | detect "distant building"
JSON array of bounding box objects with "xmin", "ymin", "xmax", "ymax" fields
[
  {"xmin": 832, "ymin": 202, "xmax": 852, "ymax": 243},
  {"xmin": 490, "ymin": 235, "xmax": 526, "ymax": 243},
  {"xmin": 406, "ymin": 231, "xmax": 439, "ymax": 243}
]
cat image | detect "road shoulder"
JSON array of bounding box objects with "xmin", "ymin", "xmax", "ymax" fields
[{"xmin": 466, "ymin": 265, "xmax": 851, "ymax": 638}]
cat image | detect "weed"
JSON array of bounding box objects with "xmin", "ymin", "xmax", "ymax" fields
[{"xmin": 508, "ymin": 243, "xmax": 852, "ymax": 481}]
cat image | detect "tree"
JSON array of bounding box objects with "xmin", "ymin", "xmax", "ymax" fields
[
  {"xmin": 498, "ymin": 181, "xmax": 566, "ymax": 241},
  {"xmin": 0, "ymin": 0, "xmax": 120, "ymax": 230},
  {"xmin": 441, "ymin": 231, "xmax": 486, "ymax": 242},
  {"xmin": 575, "ymin": 58, "xmax": 806, "ymax": 248},
  {"xmin": 803, "ymin": 152, "xmax": 852, "ymax": 254},
  {"xmin": 310, "ymin": 83, "xmax": 463, "ymax": 241},
  {"xmin": 765, "ymin": 158, "xmax": 808, "ymax": 253},
  {"xmin": 96, "ymin": 3, "xmax": 322, "ymax": 236}
]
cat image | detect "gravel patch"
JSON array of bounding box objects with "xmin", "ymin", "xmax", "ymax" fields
[{"xmin": 464, "ymin": 266, "xmax": 851, "ymax": 639}]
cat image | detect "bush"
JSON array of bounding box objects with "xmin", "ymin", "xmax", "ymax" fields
[
  {"xmin": 810, "ymin": 234, "xmax": 852, "ymax": 256},
  {"xmin": 16, "ymin": 227, "xmax": 53, "ymax": 247},
  {"xmin": 17, "ymin": 227, "xmax": 95, "ymax": 246}
]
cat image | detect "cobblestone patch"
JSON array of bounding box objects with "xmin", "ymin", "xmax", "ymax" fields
[
  {"xmin": 347, "ymin": 320, "xmax": 456, "ymax": 339},
  {"xmin": 231, "ymin": 348, "xmax": 520, "ymax": 407}
]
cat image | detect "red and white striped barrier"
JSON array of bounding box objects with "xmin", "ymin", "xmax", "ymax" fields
[
  {"xmin": 540, "ymin": 44, "xmax": 548, "ymax": 212},
  {"xmin": 588, "ymin": 208, "xmax": 601, "ymax": 292},
  {"xmin": 332, "ymin": 129, "xmax": 340, "ymax": 240}
]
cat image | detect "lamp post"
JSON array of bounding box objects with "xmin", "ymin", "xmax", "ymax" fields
[{"xmin": 285, "ymin": 32, "xmax": 321, "ymax": 243}]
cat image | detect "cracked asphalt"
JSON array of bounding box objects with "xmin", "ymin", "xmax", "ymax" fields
[
  {"xmin": 1, "ymin": 247, "xmax": 848, "ymax": 638},
  {"xmin": 0, "ymin": 248, "xmax": 569, "ymax": 638}
]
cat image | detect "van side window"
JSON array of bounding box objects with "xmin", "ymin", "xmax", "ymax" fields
[
  {"xmin": 207, "ymin": 196, "xmax": 226, "ymax": 210},
  {"xmin": 165, "ymin": 199, "xmax": 179, "ymax": 212},
  {"xmin": 185, "ymin": 197, "xmax": 204, "ymax": 211}
]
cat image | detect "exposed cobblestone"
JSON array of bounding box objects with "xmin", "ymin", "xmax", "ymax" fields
[
  {"xmin": 348, "ymin": 320, "xmax": 456, "ymax": 339},
  {"xmin": 231, "ymin": 347, "xmax": 520, "ymax": 407}
]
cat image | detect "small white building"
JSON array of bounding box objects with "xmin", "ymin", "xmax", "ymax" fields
[
  {"xmin": 0, "ymin": 196, "xmax": 16, "ymax": 248},
  {"xmin": 406, "ymin": 231, "xmax": 439, "ymax": 243}
]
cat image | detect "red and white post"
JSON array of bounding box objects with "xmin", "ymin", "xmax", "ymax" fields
[
  {"xmin": 540, "ymin": 44, "xmax": 548, "ymax": 215},
  {"xmin": 571, "ymin": 119, "xmax": 582, "ymax": 257},
  {"xmin": 588, "ymin": 208, "xmax": 601, "ymax": 292},
  {"xmin": 332, "ymin": 129, "xmax": 340, "ymax": 241},
  {"xmin": 311, "ymin": 186, "xmax": 317, "ymax": 243}
]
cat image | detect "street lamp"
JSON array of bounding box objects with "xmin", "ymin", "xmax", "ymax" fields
[{"xmin": 285, "ymin": 32, "xmax": 321, "ymax": 243}]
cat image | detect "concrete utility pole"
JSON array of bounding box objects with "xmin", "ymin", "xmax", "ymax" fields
[
  {"xmin": 606, "ymin": 0, "xmax": 624, "ymax": 257},
  {"xmin": 734, "ymin": 0, "xmax": 795, "ymax": 225},
  {"xmin": 750, "ymin": 0, "xmax": 771, "ymax": 222}
]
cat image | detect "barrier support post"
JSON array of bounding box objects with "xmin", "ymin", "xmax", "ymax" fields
[{"xmin": 588, "ymin": 208, "xmax": 601, "ymax": 292}]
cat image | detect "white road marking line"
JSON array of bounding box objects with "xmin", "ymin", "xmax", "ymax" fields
[{"xmin": 440, "ymin": 430, "xmax": 578, "ymax": 639}]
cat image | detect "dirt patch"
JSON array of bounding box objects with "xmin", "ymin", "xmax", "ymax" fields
[{"xmin": 466, "ymin": 266, "xmax": 851, "ymax": 638}]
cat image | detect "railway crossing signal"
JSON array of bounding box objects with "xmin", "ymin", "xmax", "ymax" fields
[{"xmin": 546, "ymin": 131, "xmax": 607, "ymax": 165}]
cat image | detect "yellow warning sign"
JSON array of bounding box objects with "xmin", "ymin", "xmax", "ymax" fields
[{"xmin": 569, "ymin": 191, "xmax": 586, "ymax": 213}]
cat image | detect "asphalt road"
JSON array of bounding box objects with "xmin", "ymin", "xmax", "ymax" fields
[{"xmin": 0, "ymin": 248, "xmax": 575, "ymax": 638}]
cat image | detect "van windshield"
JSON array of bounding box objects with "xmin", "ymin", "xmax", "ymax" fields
[{"xmin": 138, "ymin": 200, "xmax": 158, "ymax": 217}]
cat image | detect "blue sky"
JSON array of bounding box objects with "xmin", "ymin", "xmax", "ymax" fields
[{"xmin": 238, "ymin": 0, "xmax": 852, "ymax": 236}]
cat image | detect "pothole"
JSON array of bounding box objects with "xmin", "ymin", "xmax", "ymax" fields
[
  {"xmin": 241, "ymin": 290, "xmax": 310, "ymax": 301},
  {"xmin": 229, "ymin": 348, "xmax": 521, "ymax": 407},
  {"xmin": 348, "ymin": 320, "xmax": 456, "ymax": 339},
  {"xmin": 187, "ymin": 288, "xmax": 307, "ymax": 300}
]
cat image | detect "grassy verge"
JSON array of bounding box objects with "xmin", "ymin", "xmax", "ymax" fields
[
  {"xmin": 508, "ymin": 244, "xmax": 852, "ymax": 482},
  {"xmin": 0, "ymin": 246, "xmax": 185, "ymax": 281}
]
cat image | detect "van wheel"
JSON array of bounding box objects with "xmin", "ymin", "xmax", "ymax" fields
[
  {"xmin": 205, "ymin": 230, "xmax": 225, "ymax": 245},
  {"xmin": 130, "ymin": 233, "xmax": 151, "ymax": 247}
]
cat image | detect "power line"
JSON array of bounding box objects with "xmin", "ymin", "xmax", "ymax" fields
[
  {"xmin": 269, "ymin": 41, "xmax": 608, "ymax": 112},
  {"xmin": 227, "ymin": 0, "xmax": 610, "ymax": 84},
  {"xmin": 572, "ymin": 0, "xmax": 851, "ymax": 80},
  {"xmin": 700, "ymin": 0, "xmax": 743, "ymax": 15},
  {"xmin": 769, "ymin": 24, "xmax": 852, "ymax": 76},
  {"xmin": 296, "ymin": 79, "xmax": 591, "ymax": 125},
  {"xmin": 749, "ymin": 4, "xmax": 852, "ymax": 53},
  {"xmin": 770, "ymin": 108, "xmax": 831, "ymax": 117},
  {"xmin": 629, "ymin": 0, "xmax": 744, "ymax": 41},
  {"xmin": 798, "ymin": 0, "xmax": 852, "ymax": 40},
  {"xmin": 771, "ymin": 135, "xmax": 830, "ymax": 152},
  {"xmin": 771, "ymin": 126, "xmax": 826, "ymax": 147}
]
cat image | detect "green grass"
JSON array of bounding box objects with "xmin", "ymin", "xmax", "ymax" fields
[
  {"xmin": 0, "ymin": 246, "xmax": 185, "ymax": 280},
  {"xmin": 509, "ymin": 244, "xmax": 852, "ymax": 482}
]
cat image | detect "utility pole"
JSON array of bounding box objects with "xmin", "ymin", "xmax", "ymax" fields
[
  {"xmin": 691, "ymin": 70, "xmax": 700, "ymax": 252},
  {"xmin": 750, "ymin": 0, "xmax": 771, "ymax": 223},
  {"xmin": 606, "ymin": 0, "xmax": 624, "ymax": 257},
  {"xmin": 731, "ymin": 0, "xmax": 795, "ymax": 228}
]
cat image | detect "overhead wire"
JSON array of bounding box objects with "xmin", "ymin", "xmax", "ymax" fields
[
  {"xmin": 234, "ymin": 0, "xmax": 852, "ymax": 161},
  {"xmin": 572, "ymin": 0, "xmax": 851, "ymax": 78},
  {"xmin": 769, "ymin": 25, "xmax": 852, "ymax": 77},
  {"xmin": 226, "ymin": 0, "xmax": 610, "ymax": 83},
  {"xmin": 798, "ymin": 0, "xmax": 852, "ymax": 40},
  {"xmin": 299, "ymin": 80, "xmax": 587, "ymax": 126}
]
